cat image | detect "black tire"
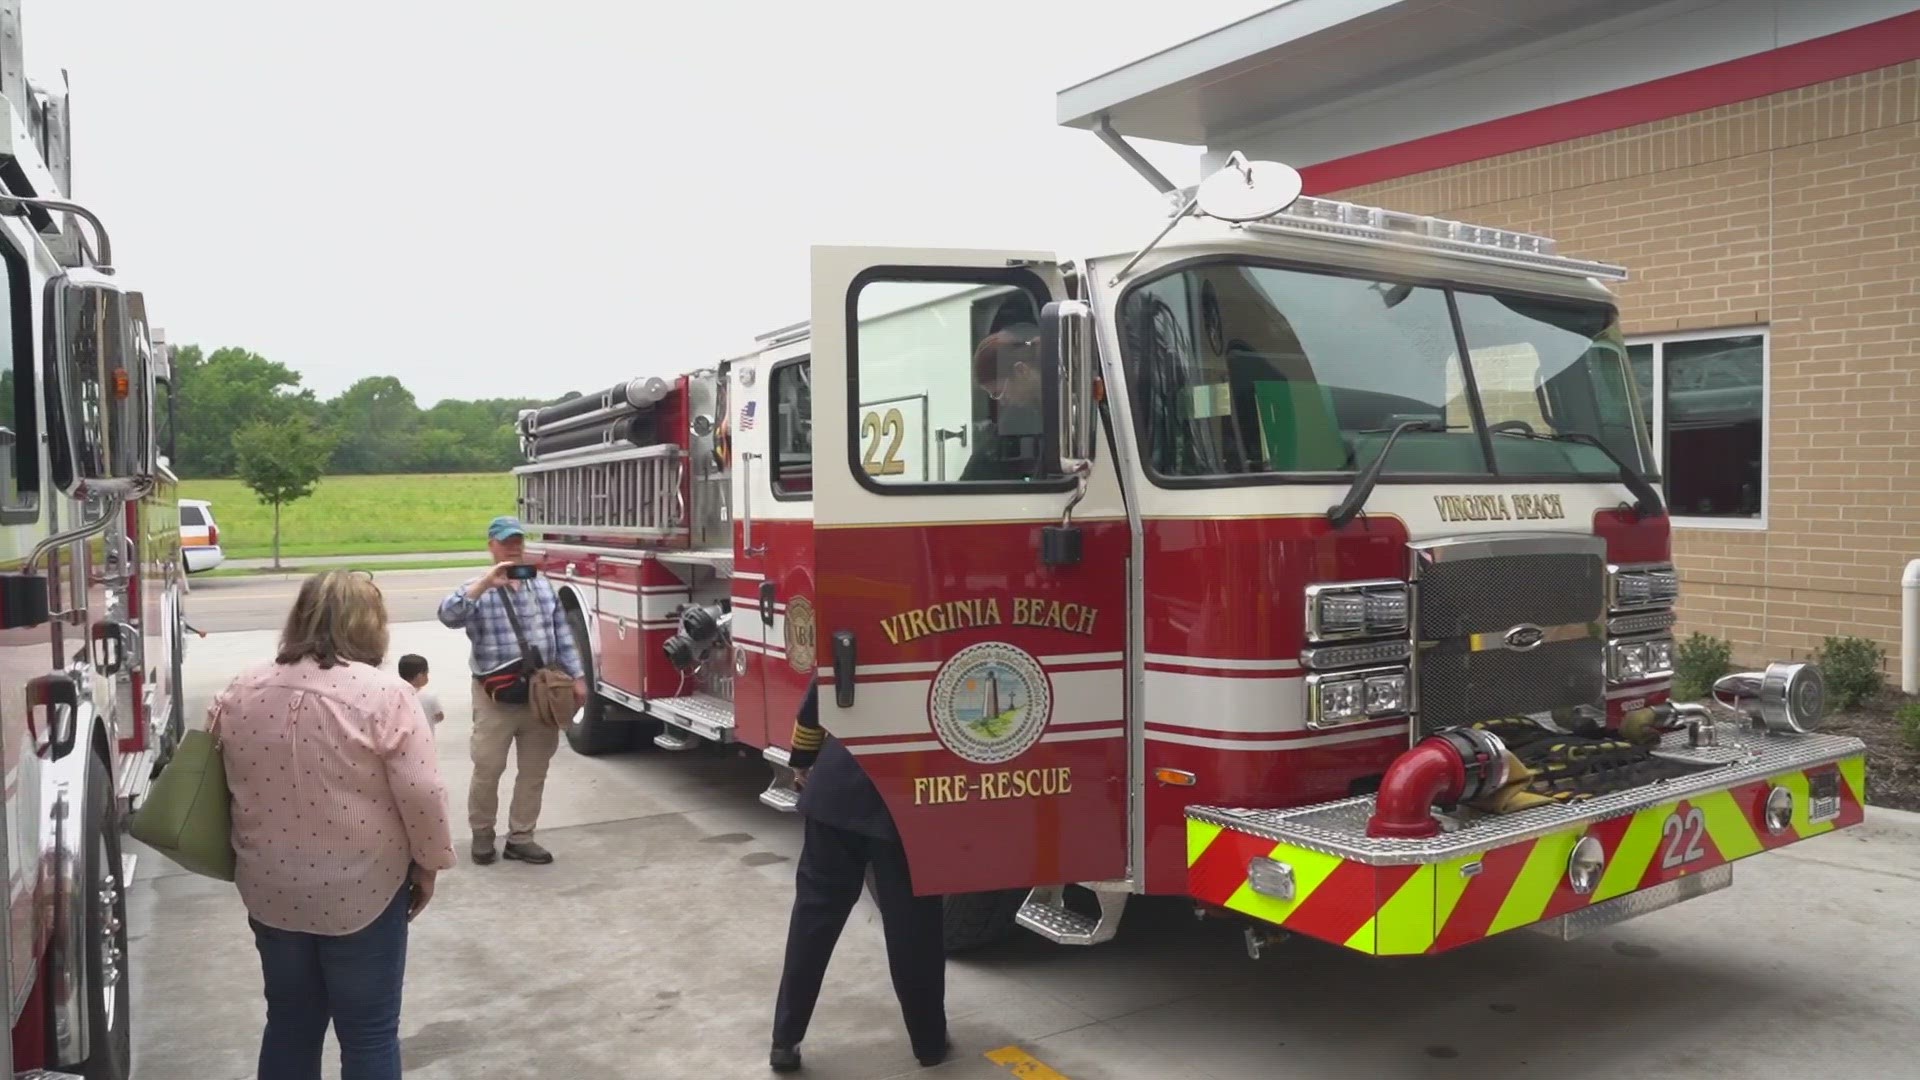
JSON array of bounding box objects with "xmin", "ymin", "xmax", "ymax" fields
[
  {"xmin": 72, "ymin": 750, "xmax": 131, "ymax": 1079},
  {"xmin": 561, "ymin": 602, "xmax": 634, "ymax": 756},
  {"xmin": 942, "ymin": 889, "xmax": 1027, "ymax": 954}
]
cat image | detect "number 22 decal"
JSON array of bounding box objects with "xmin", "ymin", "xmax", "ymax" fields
[
  {"xmin": 1659, "ymin": 806, "xmax": 1707, "ymax": 870},
  {"xmin": 860, "ymin": 408, "xmax": 907, "ymax": 476}
]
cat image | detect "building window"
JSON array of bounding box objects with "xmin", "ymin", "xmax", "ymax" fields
[{"xmin": 1626, "ymin": 330, "xmax": 1767, "ymax": 526}]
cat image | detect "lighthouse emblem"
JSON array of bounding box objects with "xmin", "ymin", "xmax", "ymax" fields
[{"xmin": 928, "ymin": 642, "xmax": 1052, "ymax": 765}]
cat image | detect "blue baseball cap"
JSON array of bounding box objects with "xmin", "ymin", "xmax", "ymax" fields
[{"xmin": 487, "ymin": 516, "xmax": 526, "ymax": 542}]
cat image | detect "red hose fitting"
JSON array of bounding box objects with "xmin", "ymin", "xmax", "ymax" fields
[{"xmin": 1366, "ymin": 728, "xmax": 1509, "ymax": 839}]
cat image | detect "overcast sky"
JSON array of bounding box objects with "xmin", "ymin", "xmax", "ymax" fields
[{"xmin": 26, "ymin": 1, "xmax": 1272, "ymax": 405}]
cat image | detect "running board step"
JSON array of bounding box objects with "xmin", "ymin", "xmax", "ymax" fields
[
  {"xmin": 19, "ymin": 1070, "xmax": 86, "ymax": 1079},
  {"xmin": 646, "ymin": 693, "xmax": 734, "ymax": 743},
  {"xmin": 116, "ymin": 747, "xmax": 158, "ymax": 806},
  {"xmin": 1015, "ymin": 884, "xmax": 1128, "ymax": 946},
  {"xmin": 759, "ymin": 746, "xmax": 800, "ymax": 812},
  {"xmin": 653, "ymin": 729, "xmax": 701, "ymax": 752}
]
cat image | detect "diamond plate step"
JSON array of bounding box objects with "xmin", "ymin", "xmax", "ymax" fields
[
  {"xmin": 116, "ymin": 747, "xmax": 157, "ymax": 805},
  {"xmin": 759, "ymin": 746, "xmax": 800, "ymax": 812},
  {"xmin": 653, "ymin": 730, "xmax": 700, "ymax": 752},
  {"xmin": 647, "ymin": 693, "xmax": 734, "ymax": 742},
  {"xmin": 1015, "ymin": 884, "xmax": 1128, "ymax": 946}
]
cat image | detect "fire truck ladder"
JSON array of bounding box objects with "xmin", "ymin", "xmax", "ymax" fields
[{"xmin": 514, "ymin": 445, "xmax": 687, "ymax": 539}]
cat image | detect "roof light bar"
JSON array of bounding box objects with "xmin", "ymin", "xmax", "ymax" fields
[{"xmin": 1242, "ymin": 195, "xmax": 1628, "ymax": 282}]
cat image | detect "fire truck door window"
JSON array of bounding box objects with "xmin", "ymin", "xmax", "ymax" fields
[
  {"xmin": 849, "ymin": 276, "xmax": 1057, "ymax": 489},
  {"xmin": 1121, "ymin": 263, "xmax": 1482, "ymax": 479},
  {"xmin": 0, "ymin": 233, "xmax": 36, "ymax": 523},
  {"xmin": 770, "ymin": 358, "xmax": 813, "ymax": 498},
  {"xmin": 1451, "ymin": 291, "xmax": 1648, "ymax": 479}
]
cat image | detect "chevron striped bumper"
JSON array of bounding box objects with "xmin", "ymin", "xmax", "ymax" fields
[{"xmin": 1186, "ymin": 728, "xmax": 1867, "ymax": 955}]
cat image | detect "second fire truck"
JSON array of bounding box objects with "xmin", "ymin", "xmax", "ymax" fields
[{"xmin": 513, "ymin": 148, "xmax": 1866, "ymax": 958}]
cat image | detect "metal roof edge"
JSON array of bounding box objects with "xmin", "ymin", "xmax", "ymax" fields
[{"xmin": 1054, "ymin": 0, "xmax": 1410, "ymax": 133}]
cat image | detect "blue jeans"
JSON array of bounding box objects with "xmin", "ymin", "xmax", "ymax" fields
[{"xmin": 250, "ymin": 881, "xmax": 410, "ymax": 1080}]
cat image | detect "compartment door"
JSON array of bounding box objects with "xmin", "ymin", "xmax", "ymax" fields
[{"xmin": 808, "ymin": 246, "xmax": 1130, "ymax": 895}]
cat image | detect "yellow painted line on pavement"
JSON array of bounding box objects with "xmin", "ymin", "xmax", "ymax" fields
[{"xmin": 986, "ymin": 1045, "xmax": 1071, "ymax": 1079}]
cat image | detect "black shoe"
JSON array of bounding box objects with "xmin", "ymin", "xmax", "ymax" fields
[
  {"xmin": 915, "ymin": 1039, "xmax": 952, "ymax": 1068},
  {"xmin": 769, "ymin": 1045, "xmax": 801, "ymax": 1072},
  {"xmin": 502, "ymin": 841, "xmax": 554, "ymax": 865},
  {"xmin": 471, "ymin": 838, "xmax": 496, "ymax": 865}
]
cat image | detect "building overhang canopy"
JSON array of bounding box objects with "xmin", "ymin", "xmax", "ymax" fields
[{"xmin": 1057, "ymin": 0, "xmax": 1685, "ymax": 145}]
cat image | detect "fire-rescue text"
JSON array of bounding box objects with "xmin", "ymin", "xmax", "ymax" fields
[
  {"xmin": 914, "ymin": 767, "xmax": 1073, "ymax": 805},
  {"xmin": 879, "ymin": 597, "xmax": 1099, "ymax": 646}
]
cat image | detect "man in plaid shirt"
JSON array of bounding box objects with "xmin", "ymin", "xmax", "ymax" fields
[{"xmin": 438, "ymin": 516, "xmax": 586, "ymax": 866}]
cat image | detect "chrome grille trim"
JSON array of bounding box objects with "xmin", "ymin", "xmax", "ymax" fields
[{"xmin": 1411, "ymin": 533, "xmax": 1608, "ymax": 733}]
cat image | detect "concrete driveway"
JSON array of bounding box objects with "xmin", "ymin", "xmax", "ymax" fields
[{"xmin": 127, "ymin": 614, "xmax": 1920, "ymax": 1079}]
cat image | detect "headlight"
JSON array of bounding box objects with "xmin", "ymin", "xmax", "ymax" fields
[
  {"xmin": 1608, "ymin": 635, "xmax": 1674, "ymax": 684},
  {"xmin": 1308, "ymin": 666, "xmax": 1411, "ymax": 728},
  {"xmin": 1609, "ymin": 564, "xmax": 1678, "ymax": 611},
  {"xmin": 1306, "ymin": 581, "xmax": 1410, "ymax": 641}
]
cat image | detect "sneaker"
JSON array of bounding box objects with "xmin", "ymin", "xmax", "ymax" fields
[
  {"xmin": 471, "ymin": 837, "xmax": 497, "ymax": 865},
  {"xmin": 769, "ymin": 1045, "xmax": 801, "ymax": 1073},
  {"xmin": 502, "ymin": 841, "xmax": 554, "ymax": 865}
]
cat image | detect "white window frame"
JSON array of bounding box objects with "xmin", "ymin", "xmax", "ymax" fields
[{"xmin": 1627, "ymin": 325, "xmax": 1769, "ymax": 532}]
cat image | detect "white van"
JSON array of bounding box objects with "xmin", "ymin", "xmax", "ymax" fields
[{"xmin": 180, "ymin": 498, "xmax": 225, "ymax": 574}]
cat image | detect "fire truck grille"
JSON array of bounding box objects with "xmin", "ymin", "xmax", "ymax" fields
[{"xmin": 1414, "ymin": 539, "xmax": 1607, "ymax": 734}]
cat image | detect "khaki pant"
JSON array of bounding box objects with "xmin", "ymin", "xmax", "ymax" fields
[{"xmin": 469, "ymin": 680, "xmax": 561, "ymax": 844}]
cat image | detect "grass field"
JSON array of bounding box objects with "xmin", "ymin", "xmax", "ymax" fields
[{"xmin": 179, "ymin": 473, "xmax": 514, "ymax": 560}]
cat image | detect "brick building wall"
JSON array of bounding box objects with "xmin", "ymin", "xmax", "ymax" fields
[{"xmin": 1330, "ymin": 62, "xmax": 1920, "ymax": 667}]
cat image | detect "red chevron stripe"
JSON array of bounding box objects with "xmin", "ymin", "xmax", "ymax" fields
[
  {"xmin": 1429, "ymin": 840, "xmax": 1535, "ymax": 953},
  {"xmin": 1727, "ymin": 779, "xmax": 1801, "ymax": 850},
  {"xmin": 1187, "ymin": 829, "xmax": 1277, "ymax": 908},
  {"xmin": 1285, "ymin": 861, "xmax": 1410, "ymax": 946},
  {"xmin": 1835, "ymin": 766, "xmax": 1867, "ymax": 826}
]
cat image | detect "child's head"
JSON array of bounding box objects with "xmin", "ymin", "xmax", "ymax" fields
[{"xmin": 398, "ymin": 653, "xmax": 429, "ymax": 688}]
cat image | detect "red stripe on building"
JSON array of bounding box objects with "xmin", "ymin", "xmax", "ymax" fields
[{"xmin": 1299, "ymin": 11, "xmax": 1920, "ymax": 196}]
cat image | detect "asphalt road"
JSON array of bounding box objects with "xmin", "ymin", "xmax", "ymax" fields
[
  {"xmin": 135, "ymin": 581, "xmax": 1920, "ymax": 1079},
  {"xmin": 183, "ymin": 566, "xmax": 476, "ymax": 634}
]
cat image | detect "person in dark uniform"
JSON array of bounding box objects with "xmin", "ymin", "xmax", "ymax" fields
[
  {"xmin": 960, "ymin": 324, "xmax": 1046, "ymax": 483},
  {"xmin": 769, "ymin": 678, "xmax": 949, "ymax": 1073}
]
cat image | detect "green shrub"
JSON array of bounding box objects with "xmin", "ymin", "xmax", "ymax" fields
[
  {"xmin": 1815, "ymin": 635, "xmax": 1886, "ymax": 711},
  {"xmin": 1672, "ymin": 632, "xmax": 1734, "ymax": 702},
  {"xmin": 1898, "ymin": 701, "xmax": 1920, "ymax": 753}
]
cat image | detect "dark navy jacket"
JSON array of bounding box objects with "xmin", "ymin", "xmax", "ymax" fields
[{"xmin": 790, "ymin": 678, "xmax": 896, "ymax": 839}]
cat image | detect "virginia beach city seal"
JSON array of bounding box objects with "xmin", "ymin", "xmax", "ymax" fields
[
  {"xmin": 928, "ymin": 641, "xmax": 1052, "ymax": 765},
  {"xmin": 783, "ymin": 594, "xmax": 817, "ymax": 674}
]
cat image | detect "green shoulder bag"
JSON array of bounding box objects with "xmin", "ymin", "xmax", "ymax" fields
[{"xmin": 129, "ymin": 728, "xmax": 235, "ymax": 882}]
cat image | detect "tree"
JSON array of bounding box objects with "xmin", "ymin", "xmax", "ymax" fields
[
  {"xmin": 233, "ymin": 417, "xmax": 337, "ymax": 569},
  {"xmin": 172, "ymin": 346, "xmax": 319, "ymax": 477},
  {"xmin": 326, "ymin": 376, "xmax": 421, "ymax": 474}
]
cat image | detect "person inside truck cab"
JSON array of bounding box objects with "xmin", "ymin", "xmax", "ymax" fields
[{"xmin": 960, "ymin": 323, "xmax": 1046, "ymax": 482}]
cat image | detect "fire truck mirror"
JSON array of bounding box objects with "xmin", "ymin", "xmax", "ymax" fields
[
  {"xmin": 1039, "ymin": 300, "xmax": 1095, "ymax": 466},
  {"xmin": 48, "ymin": 273, "xmax": 156, "ymax": 497}
]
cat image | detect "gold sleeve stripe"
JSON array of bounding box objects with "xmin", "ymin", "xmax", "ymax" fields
[{"xmin": 791, "ymin": 727, "xmax": 825, "ymax": 749}]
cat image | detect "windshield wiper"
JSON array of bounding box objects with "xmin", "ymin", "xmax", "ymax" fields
[
  {"xmin": 1327, "ymin": 418, "xmax": 1442, "ymax": 529},
  {"xmin": 1487, "ymin": 420, "xmax": 1666, "ymax": 520}
]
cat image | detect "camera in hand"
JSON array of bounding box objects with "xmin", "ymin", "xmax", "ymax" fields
[
  {"xmin": 507, "ymin": 564, "xmax": 538, "ymax": 581},
  {"xmin": 663, "ymin": 602, "xmax": 731, "ymax": 670}
]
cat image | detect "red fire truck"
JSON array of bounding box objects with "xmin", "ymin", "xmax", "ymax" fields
[
  {"xmin": 1, "ymin": 15, "xmax": 184, "ymax": 1075},
  {"xmin": 516, "ymin": 150, "xmax": 1866, "ymax": 959}
]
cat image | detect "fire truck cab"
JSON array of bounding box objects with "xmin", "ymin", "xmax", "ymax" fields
[{"xmin": 519, "ymin": 153, "xmax": 1866, "ymax": 958}]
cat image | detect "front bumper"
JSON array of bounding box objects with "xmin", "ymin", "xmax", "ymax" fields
[{"xmin": 1186, "ymin": 718, "xmax": 1866, "ymax": 955}]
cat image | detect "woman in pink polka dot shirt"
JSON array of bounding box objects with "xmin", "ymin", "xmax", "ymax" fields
[{"xmin": 209, "ymin": 570, "xmax": 456, "ymax": 1080}]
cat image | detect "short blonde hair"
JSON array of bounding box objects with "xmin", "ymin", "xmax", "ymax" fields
[{"xmin": 276, "ymin": 570, "xmax": 389, "ymax": 669}]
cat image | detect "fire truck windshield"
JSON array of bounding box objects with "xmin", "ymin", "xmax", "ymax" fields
[{"xmin": 1118, "ymin": 261, "xmax": 1652, "ymax": 485}]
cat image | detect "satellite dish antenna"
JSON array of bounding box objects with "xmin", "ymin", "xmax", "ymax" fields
[
  {"xmin": 1108, "ymin": 150, "xmax": 1306, "ymax": 287},
  {"xmin": 1195, "ymin": 152, "xmax": 1303, "ymax": 223}
]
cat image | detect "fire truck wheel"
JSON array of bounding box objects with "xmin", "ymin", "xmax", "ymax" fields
[
  {"xmin": 75, "ymin": 750, "xmax": 132, "ymax": 1079},
  {"xmin": 562, "ymin": 603, "xmax": 638, "ymax": 756},
  {"xmin": 941, "ymin": 889, "xmax": 1026, "ymax": 954}
]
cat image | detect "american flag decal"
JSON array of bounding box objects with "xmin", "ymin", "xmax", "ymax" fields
[{"xmin": 739, "ymin": 401, "xmax": 757, "ymax": 430}]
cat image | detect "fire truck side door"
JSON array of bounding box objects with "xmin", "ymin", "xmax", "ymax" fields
[{"xmin": 807, "ymin": 246, "xmax": 1130, "ymax": 896}]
